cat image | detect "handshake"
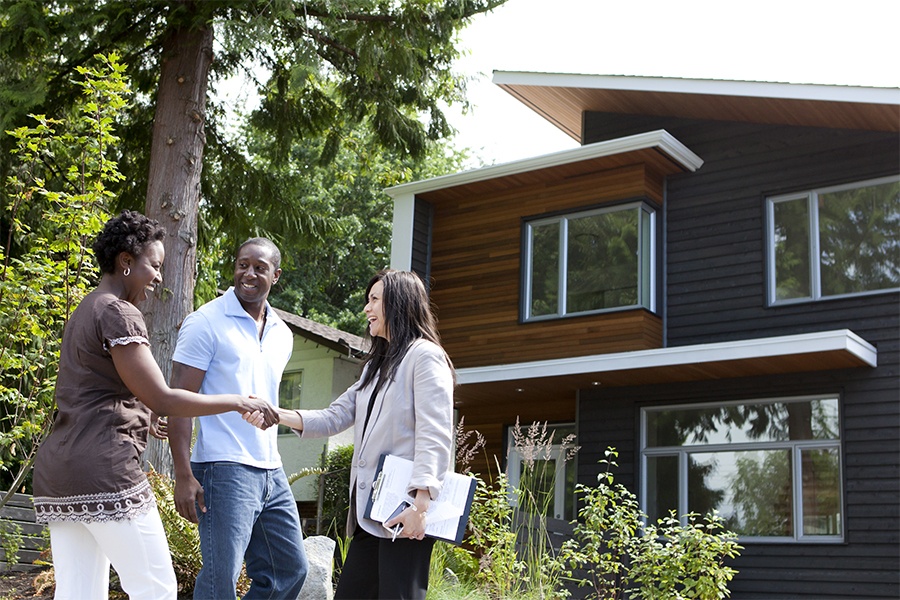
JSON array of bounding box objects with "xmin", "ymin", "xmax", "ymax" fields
[
  {"xmin": 243, "ymin": 405, "xmax": 282, "ymax": 430},
  {"xmin": 240, "ymin": 396, "xmax": 281, "ymax": 429}
]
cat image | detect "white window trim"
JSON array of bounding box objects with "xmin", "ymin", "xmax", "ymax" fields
[
  {"xmin": 523, "ymin": 201, "xmax": 656, "ymax": 321},
  {"xmin": 767, "ymin": 174, "xmax": 900, "ymax": 306},
  {"xmin": 640, "ymin": 394, "xmax": 844, "ymax": 543}
]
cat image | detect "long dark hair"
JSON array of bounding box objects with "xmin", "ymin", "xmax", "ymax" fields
[{"xmin": 359, "ymin": 269, "xmax": 454, "ymax": 388}]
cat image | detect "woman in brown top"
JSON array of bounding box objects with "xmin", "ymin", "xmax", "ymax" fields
[{"xmin": 32, "ymin": 210, "xmax": 278, "ymax": 600}]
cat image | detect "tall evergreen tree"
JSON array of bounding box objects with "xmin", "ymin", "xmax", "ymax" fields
[{"xmin": 1, "ymin": 0, "xmax": 505, "ymax": 472}]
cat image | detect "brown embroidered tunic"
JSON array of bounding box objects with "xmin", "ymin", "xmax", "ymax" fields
[{"xmin": 33, "ymin": 292, "xmax": 156, "ymax": 523}]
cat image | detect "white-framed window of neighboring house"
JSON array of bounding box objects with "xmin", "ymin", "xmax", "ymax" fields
[
  {"xmin": 641, "ymin": 395, "xmax": 843, "ymax": 543},
  {"xmin": 767, "ymin": 175, "xmax": 900, "ymax": 305},
  {"xmin": 278, "ymin": 370, "xmax": 303, "ymax": 435},
  {"xmin": 506, "ymin": 422, "xmax": 577, "ymax": 521},
  {"xmin": 522, "ymin": 201, "xmax": 656, "ymax": 321}
]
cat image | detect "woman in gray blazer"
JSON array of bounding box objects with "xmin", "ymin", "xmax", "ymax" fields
[{"xmin": 247, "ymin": 269, "xmax": 455, "ymax": 599}]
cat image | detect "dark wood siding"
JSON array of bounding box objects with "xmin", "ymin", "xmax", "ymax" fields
[
  {"xmin": 580, "ymin": 114, "xmax": 899, "ymax": 598},
  {"xmin": 579, "ymin": 358, "xmax": 899, "ymax": 599},
  {"xmin": 584, "ymin": 113, "xmax": 899, "ymax": 344},
  {"xmin": 411, "ymin": 198, "xmax": 433, "ymax": 285}
]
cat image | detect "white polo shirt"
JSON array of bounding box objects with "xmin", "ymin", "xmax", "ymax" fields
[{"xmin": 172, "ymin": 287, "xmax": 293, "ymax": 468}]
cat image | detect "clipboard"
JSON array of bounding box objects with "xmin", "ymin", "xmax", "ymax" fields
[{"xmin": 364, "ymin": 453, "xmax": 476, "ymax": 545}]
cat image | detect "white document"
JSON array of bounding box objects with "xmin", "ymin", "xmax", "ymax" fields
[{"xmin": 366, "ymin": 454, "xmax": 476, "ymax": 544}]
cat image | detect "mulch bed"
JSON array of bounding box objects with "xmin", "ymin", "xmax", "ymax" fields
[{"xmin": 0, "ymin": 568, "xmax": 53, "ymax": 599}]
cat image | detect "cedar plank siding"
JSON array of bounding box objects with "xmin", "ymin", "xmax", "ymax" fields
[
  {"xmin": 421, "ymin": 163, "xmax": 665, "ymax": 370},
  {"xmin": 579, "ymin": 114, "xmax": 900, "ymax": 598},
  {"xmin": 418, "ymin": 163, "xmax": 669, "ymax": 480}
]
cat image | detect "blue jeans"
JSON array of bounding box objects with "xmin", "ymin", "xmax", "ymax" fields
[{"xmin": 191, "ymin": 462, "xmax": 308, "ymax": 600}]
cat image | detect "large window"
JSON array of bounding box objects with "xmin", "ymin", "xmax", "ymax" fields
[
  {"xmin": 523, "ymin": 202, "xmax": 655, "ymax": 321},
  {"xmin": 767, "ymin": 176, "xmax": 900, "ymax": 304},
  {"xmin": 641, "ymin": 396, "xmax": 843, "ymax": 542},
  {"xmin": 278, "ymin": 371, "xmax": 303, "ymax": 435}
]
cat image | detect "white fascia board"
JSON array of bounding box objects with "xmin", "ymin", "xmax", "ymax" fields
[
  {"xmin": 384, "ymin": 130, "xmax": 702, "ymax": 198},
  {"xmin": 492, "ymin": 71, "xmax": 900, "ymax": 106},
  {"xmin": 456, "ymin": 329, "xmax": 877, "ymax": 385},
  {"xmin": 390, "ymin": 192, "xmax": 415, "ymax": 271}
]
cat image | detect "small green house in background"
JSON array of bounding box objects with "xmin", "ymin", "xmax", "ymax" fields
[{"xmin": 272, "ymin": 308, "xmax": 367, "ymax": 526}]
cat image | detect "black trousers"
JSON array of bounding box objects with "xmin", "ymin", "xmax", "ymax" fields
[{"xmin": 335, "ymin": 526, "xmax": 435, "ymax": 599}]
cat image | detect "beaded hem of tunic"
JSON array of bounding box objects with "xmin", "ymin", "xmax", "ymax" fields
[{"xmin": 34, "ymin": 478, "xmax": 156, "ymax": 524}]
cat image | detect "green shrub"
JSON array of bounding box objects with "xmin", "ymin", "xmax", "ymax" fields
[
  {"xmin": 319, "ymin": 444, "xmax": 354, "ymax": 541},
  {"xmin": 1, "ymin": 520, "xmax": 22, "ymax": 568},
  {"xmin": 559, "ymin": 448, "xmax": 742, "ymax": 600},
  {"xmin": 1, "ymin": 53, "xmax": 126, "ymax": 500}
]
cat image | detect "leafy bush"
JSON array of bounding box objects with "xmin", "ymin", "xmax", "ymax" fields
[
  {"xmin": 0, "ymin": 53, "xmax": 127, "ymax": 501},
  {"xmin": 319, "ymin": 443, "xmax": 354, "ymax": 541},
  {"xmin": 559, "ymin": 448, "xmax": 742, "ymax": 600},
  {"xmin": 438, "ymin": 429, "xmax": 742, "ymax": 600}
]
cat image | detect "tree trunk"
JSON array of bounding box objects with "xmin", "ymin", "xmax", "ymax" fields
[{"xmin": 141, "ymin": 19, "xmax": 213, "ymax": 477}]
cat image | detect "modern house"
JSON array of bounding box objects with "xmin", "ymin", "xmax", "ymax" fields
[
  {"xmin": 386, "ymin": 73, "xmax": 899, "ymax": 598},
  {"xmin": 273, "ymin": 309, "xmax": 366, "ymax": 520}
]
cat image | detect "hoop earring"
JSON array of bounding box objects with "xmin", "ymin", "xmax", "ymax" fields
[{"xmin": 123, "ymin": 268, "xmax": 131, "ymax": 277}]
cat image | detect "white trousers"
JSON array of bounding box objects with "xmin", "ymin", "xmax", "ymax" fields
[{"xmin": 48, "ymin": 508, "xmax": 178, "ymax": 600}]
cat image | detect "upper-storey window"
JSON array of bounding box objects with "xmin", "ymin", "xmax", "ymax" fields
[
  {"xmin": 767, "ymin": 176, "xmax": 900, "ymax": 305},
  {"xmin": 523, "ymin": 201, "xmax": 655, "ymax": 321}
]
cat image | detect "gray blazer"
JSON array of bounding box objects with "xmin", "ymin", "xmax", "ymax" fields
[{"xmin": 297, "ymin": 338, "xmax": 454, "ymax": 538}]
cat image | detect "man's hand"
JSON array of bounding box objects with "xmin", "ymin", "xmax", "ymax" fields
[
  {"xmin": 174, "ymin": 473, "xmax": 205, "ymax": 523},
  {"xmin": 149, "ymin": 414, "xmax": 168, "ymax": 440}
]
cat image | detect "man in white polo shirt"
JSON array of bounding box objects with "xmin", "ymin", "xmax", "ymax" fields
[{"xmin": 168, "ymin": 237, "xmax": 308, "ymax": 599}]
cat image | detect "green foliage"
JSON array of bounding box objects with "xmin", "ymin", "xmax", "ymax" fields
[
  {"xmin": 0, "ymin": 520, "xmax": 22, "ymax": 568},
  {"xmin": 559, "ymin": 449, "xmax": 642, "ymax": 598},
  {"xmin": 210, "ymin": 116, "xmax": 472, "ymax": 335},
  {"xmin": 0, "ymin": 53, "xmax": 127, "ymax": 498},
  {"xmin": 287, "ymin": 466, "xmax": 326, "ymax": 487},
  {"xmin": 466, "ymin": 463, "xmax": 523, "ymax": 598},
  {"xmin": 319, "ymin": 444, "xmax": 355, "ymax": 541},
  {"xmin": 440, "ymin": 433, "xmax": 741, "ymax": 600},
  {"xmin": 1, "ymin": 1, "xmax": 491, "ymax": 338},
  {"xmin": 558, "ymin": 448, "xmax": 742, "ymax": 600},
  {"xmin": 427, "ymin": 541, "xmax": 484, "ymax": 600},
  {"xmin": 628, "ymin": 513, "xmax": 742, "ymax": 600}
]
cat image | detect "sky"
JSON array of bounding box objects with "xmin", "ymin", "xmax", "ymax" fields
[{"xmin": 447, "ymin": 0, "xmax": 900, "ymax": 167}]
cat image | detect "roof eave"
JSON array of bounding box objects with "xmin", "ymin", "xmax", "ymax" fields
[{"xmin": 385, "ymin": 129, "xmax": 702, "ymax": 198}]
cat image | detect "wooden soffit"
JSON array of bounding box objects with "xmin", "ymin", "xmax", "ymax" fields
[
  {"xmin": 453, "ymin": 329, "xmax": 876, "ymax": 409},
  {"xmin": 493, "ymin": 72, "xmax": 900, "ymax": 142}
]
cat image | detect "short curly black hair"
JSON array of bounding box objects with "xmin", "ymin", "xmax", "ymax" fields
[{"xmin": 92, "ymin": 210, "xmax": 167, "ymax": 274}]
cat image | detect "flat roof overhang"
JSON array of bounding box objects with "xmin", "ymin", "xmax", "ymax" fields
[
  {"xmin": 453, "ymin": 329, "xmax": 876, "ymax": 408},
  {"xmin": 493, "ymin": 72, "xmax": 900, "ymax": 143}
]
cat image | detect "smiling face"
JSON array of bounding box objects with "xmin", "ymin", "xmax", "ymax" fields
[
  {"xmin": 233, "ymin": 242, "xmax": 281, "ymax": 310},
  {"xmin": 364, "ymin": 280, "xmax": 389, "ymax": 341},
  {"xmin": 124, "ymin": 240, "xmax": 164, "ymax": 305}
]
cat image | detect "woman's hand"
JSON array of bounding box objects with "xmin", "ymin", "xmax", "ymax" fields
[
  {"xmin": 384, "ymin": 504, "xmax": 428, "ymax": 540},
  {"xmin": 242, "ymin": 409, "xmax": 271, "ymax": 429},
  {"xmin": 384, "ymin": 489, "xmax": 431, "ymax": 540}
]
